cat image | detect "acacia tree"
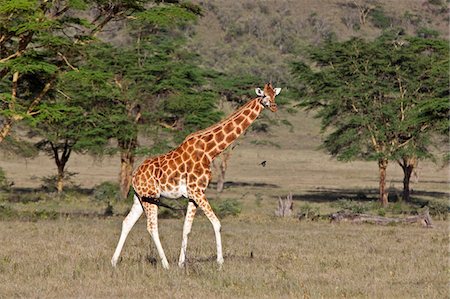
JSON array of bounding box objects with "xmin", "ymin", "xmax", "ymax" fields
[
  {"xmin": 31, "ymin": 68, "xmax": 119, "ymax": 192},
  {"xmin": 85, "ymin": 34, "xmax": 223, "ymax": 198},
  {"xmin": 291, "ymin": 33, "xmax": 449, "ymax": 205},
  {"xmin": 0, "ymin": 0, "xmax": 198, "ymax": 143}
]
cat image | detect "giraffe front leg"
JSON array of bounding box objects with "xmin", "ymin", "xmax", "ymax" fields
[
  {"xmin": 178, "ymin": 201, "xmax": 197, "ymax": 267},
  {"xmin": 143, "ymin": 202, "xmax": 169, "ymax": 269},
  {"xmin": 194, "ymin": 193, "xmax": 224, "ymax": 266},
  {"xmin": 111, "ymin": 194, "xmax": 143, "ymax": 267}
]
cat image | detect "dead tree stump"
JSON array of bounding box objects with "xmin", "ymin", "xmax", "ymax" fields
[
  {"xmin": 275, "ymin": 193, "xmax": 293, "ymax": 217},
  {"xmin": 330, "ymin": 209, "xmax": 433, "ymax": 228}
]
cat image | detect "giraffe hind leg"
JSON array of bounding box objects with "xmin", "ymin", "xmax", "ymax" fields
[
  {"xmin": 192, "ymin": 192, "xmax": 224, "ymax": 266},
  {"xmin": 111, "ymin": 194, "xmax": 143, "ymax": 267},
  {"xmin": 178, "ymin": 200, "xmax": 197, "ymax": 267},
  {"xmin": 142, "ymin": 201, "xmax": 170, "ymax": 269}
]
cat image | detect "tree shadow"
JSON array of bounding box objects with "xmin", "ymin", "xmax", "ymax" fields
[
  {"xmin": 209, "ymin": 181, "xmax": 279, "ymax": 189},
  {"xmin": 288, "ymin": 187, "xmax": 448, "ymax": 204}
]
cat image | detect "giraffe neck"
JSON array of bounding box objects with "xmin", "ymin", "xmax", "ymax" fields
[{"xmin": 184, "ymin": 98, "xmax": 264, "ymax": 160}]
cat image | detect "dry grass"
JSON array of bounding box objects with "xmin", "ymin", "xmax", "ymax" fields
[
  {"xmin": 0, "ymin": 213, "xmax": 447, "ymax": 298},
  {"xmin": 1, "ymin": 108, "xmax": 448, "ymax": 298}
]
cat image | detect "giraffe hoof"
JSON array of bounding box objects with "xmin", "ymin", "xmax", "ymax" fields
[
  {"xmin": 111, "ymin": 257, "xmax": 119, "ymax": 267},
  {"xmin": 217, "ymin": 257, "xmax": 224, "ymax": 265},
  {"xmin": 161, "ymin": 259, "xmax": 170, "ymax": 270}
]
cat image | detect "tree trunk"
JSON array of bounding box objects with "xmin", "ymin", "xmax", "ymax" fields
[
  {"xmin": 398, "ymin": 156, "xmax": 417, "ymax": 202},
  {"xmin": 51, "ymin": 141, "xmax": 71, "ymax": 194},
  {"xmin": 214, "ymin": 151, "xmax": 232, "ymax": 193},
  {"xmin": 56, "ymin": 166, "xmax": 64, "ymax": 193},
  {"xmin": 119, "ymin": 149, "xmax": 135, "ymax": 199},
  {"xmin": 0, "ymin": 120, "xmax": 13, "ymax": 143},
  {"xmin": 378, "ymin": 158, "xmax": 388, "ymax": 206}
]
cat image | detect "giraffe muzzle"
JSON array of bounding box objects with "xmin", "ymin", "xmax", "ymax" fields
[{"xmin": 269, "ymin": 103, "xmax": 278, "ymax": 112}]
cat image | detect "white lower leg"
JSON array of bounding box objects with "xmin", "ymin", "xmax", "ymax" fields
[
  {"xmin": 111, "ymin": 195, "xmax": 143, "ymax": 267},
  {"xmin": 179, "ymin": 202, "xmax": 196, "ymax": 267},
  {"xmin": 212, "ymin": 220, "xmax": 224, "ymax": 265},
  {"xmin": 151, "ymin": 229, "xmax": 169, "ymax": 269}
]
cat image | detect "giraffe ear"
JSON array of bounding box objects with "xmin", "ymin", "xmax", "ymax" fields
[
  {"xmin": 274, "ymin": 88, "xmax": 281, "ymax": 96},
  {"xmin": 255, "ymin": 88, "xmax": 264, "ymax": 97}
]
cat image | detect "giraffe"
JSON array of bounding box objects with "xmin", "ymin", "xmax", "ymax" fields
[{"xmin": 111, "ymin": 83, "xmax": 282, "ymax": 269}]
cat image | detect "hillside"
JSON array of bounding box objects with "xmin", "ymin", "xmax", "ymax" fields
[
  {"xmin": 189, "ymin": 0, "xmax": 449, "ymax": 85},
  {"xmin": 0, "ymin": 0, "xmax": 448, "ymax": 194}
]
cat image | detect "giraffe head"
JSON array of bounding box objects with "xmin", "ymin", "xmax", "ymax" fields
[{"xmin": 255, "ymin": 83, "xmax": 281, "ymax": 112}]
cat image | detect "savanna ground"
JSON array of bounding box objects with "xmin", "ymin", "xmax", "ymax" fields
[{"xmin": 0, "ymin": 111, "xmax": 449, "ymax": 298}]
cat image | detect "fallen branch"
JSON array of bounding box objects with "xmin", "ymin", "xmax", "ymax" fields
[{"xmin": 330, "ymin": 209, "xmax": 433, "ymax": 228}]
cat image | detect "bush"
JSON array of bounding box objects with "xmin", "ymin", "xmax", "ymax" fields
[
  {"xmin": 416, "ymin": 27, "xmax": 440, "ymax": 38},
  {"xmin": 93, "ymin": 182, "xmax": 121, "ymax": 202},
  {"xmin": 298, "ymin": 204, "xmax": 319, "ymax": 220},
  {"xmin": 334, "ymin": 199, "xmax": 370, "ymax": 214},
  {"xmin": 211, "ymin": 198, "xmax": 242, "ymax": 218},
  {"xmin": 426, "ymin": 200, "xmax": 448, "ymax": 220},
  {"xmin": 0, "ymin": 204, "xmax": 58, "ymax": 221},
  {"xmin": 0, "ymin": 167, "xmax": 11, "ymax": 191},
  {"xmin": 369, "ymin": 8, "xmax": 393, "ymax": 29}
]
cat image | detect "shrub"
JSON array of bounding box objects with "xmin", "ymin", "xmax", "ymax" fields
[
  {"xmin": 0, "ymin": 168, "xmax": 11, "ymax": 191},
  {"xmin": 298, "ymin": 204, "xmax": 319, "ymax": 220},
  {"xmin": 93, "ymin": 182, "xmax": 121, "ymax": 202},
  {"xmin": 0, "ymin": 204, "xmax": 58, "ymax": 221},
  {"xmin": 426, "ymin": 200, "xmax": 448, "ymax": 220},
  {"xmin": 369, "ymin": 8, "xmax": 392, "ymax": 29},
  {"xmin": 416, "ymin": 27, "xmax": 440, "ymax": 38},
  {"xmin": 334, "ymin": 199, "xmax": 369, "ymax": 214},
  {"xmin": 211, "ymin": 198, "xmax": 242, "ymax": 218}
]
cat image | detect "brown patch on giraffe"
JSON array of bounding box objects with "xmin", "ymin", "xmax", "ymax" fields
[
  {"xmin": 194, "ymin": 140, "xmax": 206, "ymax": 150},
  {"xmin": 235, "ymin": 115, "xmax": 245, "ymax": 124},
  {"xmin": 223, "ymin": 122, "xmax": 234, "ymax": 134},
  {"xmin": 185, "ymin": 160, "xmax": 194, "ymax": 172},
  {"xmin": 215, "ymin": 131, "xmax": 224, "ymax": 142},
  {"xmin": 194, "ymin": 150, "xmax": 204, "ymax": 160},
  {"xmin": 218, "ymin": 142, "xmax": 227, "ymax": 151},
  {"xmin": 236, "ymin": 127, "xmax": 242, "ymax": 135},
  {"xmin": 174, "ymin": 155, "xmax": 182, "ymax": 165},
  {"xmin": 226, "ymin": 133, "xmax": 237, "ymax": 143},
  {"xmin": 242, "ymin": 109, "xmax": 251, "ymax": 117},
  {"xmin": 242, "ymin": 118, "xmax": 251, "ymax": 128},
  {"xmin": 182, "ymin": 151, "xmax": 190, "ymax": 162},
  {"xmin": 203, "ymin": 134, "xmax": 214, "ymax": 143},
  {"xmin": 205, "ymin": 141, "xmax": 215, "ymax": 152},
  {"xmin": 249, "ymin": 111, "xmax": 257, "ymax": 119}
]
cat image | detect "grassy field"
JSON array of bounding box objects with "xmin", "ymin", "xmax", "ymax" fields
[
  {"xmin": 0, "ymin": 211, "xmax": 448, "ymax": 298},
  {"xmin": 1, "ymin": 109, "xmax": 449, "ymax": 298}
]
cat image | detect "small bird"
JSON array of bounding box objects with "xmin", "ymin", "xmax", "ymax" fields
[{"xmin": 260, "ymin": 160, "xmax": 267, "ymax": 167}]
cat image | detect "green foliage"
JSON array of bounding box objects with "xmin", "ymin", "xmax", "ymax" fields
[
  {"xmin": 0, "ymin": 204, "xmax": 58, "ymax": 221},
  {"xmin": 298, "ymin": 204, "xmax": 320, "ymax": 220},
  {"xmin": 211, "ymin": 198, "xmax": 242, "ymax": 218},
  {"xmin": 93, "ymin": 182, "xmax": 121, "ymax": 203},
  {"xmin": 0, "ymin": 135, "xmax": 38, "ymax": 158},
  {"xmin": 291, "ymin": 34, "xmax": 449, "ymax": 163},
  {"xmin": 134, "ymin": 5, "xmax": 198, "ymax": 28},
  {"xmin": 416, "ymin": 27, "xmax": 440, "ymax": 38},
  {"xmin": 0, "ymin": 168, "xmax": 11, "ymax": 191},
  {"xmin": 369, "ymin": 7, "xmax": 393, "ymax": 29},
  {"xmin": 426, "ymin": 200, "xmax": 449, "ymax": 220},
  {"xmin": 334, "ymin": 200, "xmax": 371, "ymax": 214}
]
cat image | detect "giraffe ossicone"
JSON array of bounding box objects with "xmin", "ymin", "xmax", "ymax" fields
[{"xmin": 111, "ymin": 83, "xmax": 282, "ymax": 269}]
